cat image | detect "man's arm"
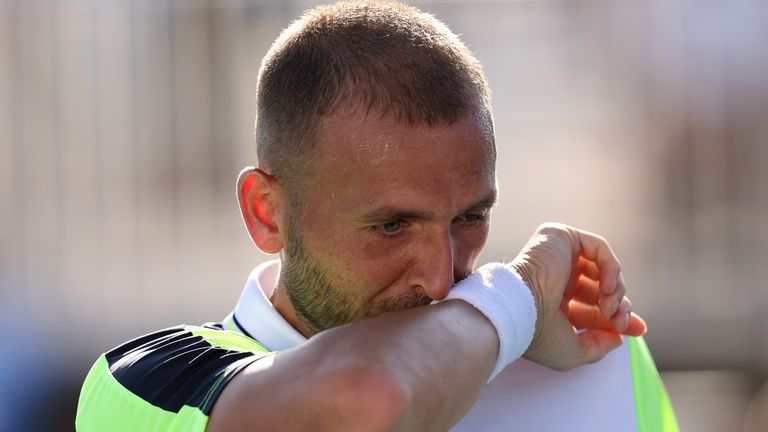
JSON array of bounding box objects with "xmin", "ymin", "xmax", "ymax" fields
[
  {"xmin": 208, "ymin": 224, "xmax": 647, "ymax": 431},
  {"xmin": 208, "ymin": 300, "xmax": 498, "ymax": 431}
]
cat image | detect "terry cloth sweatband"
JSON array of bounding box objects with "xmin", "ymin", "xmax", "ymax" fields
[{"xmin": 435, "ymin": 262, "xmax": 537, "ymax": 381}]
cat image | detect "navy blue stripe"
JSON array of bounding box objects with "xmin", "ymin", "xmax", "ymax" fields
[
  {"xmin": 231, "ymin": 313, "xmax": 257, "ymax": 340},
  {"xmin": 105, "ymin": 326, "xmax": 258, "ymax": 415}
]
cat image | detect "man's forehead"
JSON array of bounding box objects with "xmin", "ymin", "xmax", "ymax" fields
[
  {"xmin": 297, "ymin": 107, "xmax": 497, "ymax": 216},
  {"xmin": 313, "ymin": 107, "xmax": 495, "ymax": 166}
]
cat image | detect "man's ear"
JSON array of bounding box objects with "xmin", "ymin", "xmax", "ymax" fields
[{"xmin": 237, "ymin": 167, "xmax": 285, "ymax": 254}]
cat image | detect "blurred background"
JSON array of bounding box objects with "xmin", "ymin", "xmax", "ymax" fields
[{"xmin": 1, "ymin": 0, "xmax": 767, "ymax": 430}]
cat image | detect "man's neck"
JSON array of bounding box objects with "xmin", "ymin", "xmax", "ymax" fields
[{"xmin": 269, "ymin": 279, "xmax": 312, "ymax": 338}]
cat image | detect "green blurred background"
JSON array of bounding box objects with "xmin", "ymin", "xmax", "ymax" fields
[{"xmin": 1, "ymin": 0, "xmax": 767, "ymax": 430}]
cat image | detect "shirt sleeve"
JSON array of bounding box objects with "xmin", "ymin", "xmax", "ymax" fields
[{"xmin": 76, "ymin": 325, "xmax": 272, "ymax": 432}]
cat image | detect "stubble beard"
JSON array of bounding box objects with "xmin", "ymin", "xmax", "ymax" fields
[
  {"xmin": 282, "ymin": 223, "xmax": 359, "ymax": 335},
  {"xmin": 282, "ymin": 218, "xmax": 432, "ymax": 336}
]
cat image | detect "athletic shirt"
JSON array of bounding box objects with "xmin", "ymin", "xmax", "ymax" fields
[{"xmin": 76, "ymin": 260, "xmax": 679, "ymax": 431}]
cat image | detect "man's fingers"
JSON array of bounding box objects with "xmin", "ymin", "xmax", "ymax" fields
[
  {"xmin": 625, "ymin": 312, "xmax": 648, "ymax": 336},
  {"xmin": 570, "ymin": 259, "xmax": 609, "ymax": 304},
  {"xmin": 572, "ymin": 275, "xmax": 601, "ymax": 304},
  {"xmin": 569, "ymin": 298, "xmax": 647, "ymax": 336},
  {"xmin": 566, "ymin": 301, "xmax": 612, "ymax": 330},
  {"xmin": 572, "ymin": 228, "xmax": 622, "ymax": 297},
  {"xmin": 574, "ymin": 272, "xmax": 626, "ymax": 322},
  {"xmin": 578, "ymin": 256, "xmax": 600, "ymax": 280},
  {"xmin": 608, "ymin": 297, "xmax": 632, "ymax": 331},
  {"xmin": 599, "ymin": 273, "xmax": 627, "ymax": 317}
]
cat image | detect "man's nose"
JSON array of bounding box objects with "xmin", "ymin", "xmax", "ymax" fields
[{"xmin": 408, "ymin": 227, "xmax": 455, "ymax": 301}]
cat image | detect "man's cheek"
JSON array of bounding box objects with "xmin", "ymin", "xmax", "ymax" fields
[{"xmin": 361, "ymin": 232, "xmax": 414, "ymax": 262}]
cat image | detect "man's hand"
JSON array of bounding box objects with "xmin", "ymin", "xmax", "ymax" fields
[{"xmin": 511, "ymin": 223, "xmax": 647, "ymax": 371}]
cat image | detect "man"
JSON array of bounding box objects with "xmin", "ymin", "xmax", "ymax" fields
[{"xmin": 76, "ymin": 1, "xmax": 677, "ymax": 430}]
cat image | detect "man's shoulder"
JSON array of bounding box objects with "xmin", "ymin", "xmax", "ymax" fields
[
  {"xmin": 105, "ymin": 323, "xmax": 271, "ymax": 392},
  {"xmin": 109, "ymin": 323, "xmax": 271, "ymax": 357},
  {"xmin": 76, "ymin": 324, "xmax": 273, "ymax": 432}
]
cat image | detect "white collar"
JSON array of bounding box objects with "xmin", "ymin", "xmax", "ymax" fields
[{"xmin": 224, "ymin": 259, "xmax": 307, "ymax": 351}]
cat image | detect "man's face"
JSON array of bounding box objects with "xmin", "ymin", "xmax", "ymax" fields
[{"xmin": 279, "ymin": 108, "xmax": 497, "ymax": 336}]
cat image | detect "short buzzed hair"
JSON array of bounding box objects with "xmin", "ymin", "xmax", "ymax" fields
[{"xmin": 255, "ymin": 0, "xmax": 493, "ymax": 199}]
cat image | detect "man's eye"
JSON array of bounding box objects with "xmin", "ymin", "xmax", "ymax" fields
[
  {"xmin": 459, "ymin": 213, "xmax": 485, "ymax": 223},
  {"xmin": 375, "ymin": 220, "xmax": 406, "ymax": 234}
]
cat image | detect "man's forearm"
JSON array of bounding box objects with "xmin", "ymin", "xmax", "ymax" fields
[{"xmin": 208, "ymin": 300, "xmax": 498, "ymax": 431}]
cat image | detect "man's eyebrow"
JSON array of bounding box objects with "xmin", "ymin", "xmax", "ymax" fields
[
  {"xmin": 355, "ymin": 190, "xmax": 498, "ymax": 224},
  {"xmin": 355, "ymin": 208, "xmax": 435, "ymax": 224},
  {"xmin": 459, "ymin": 190, "xmax": 498, "ymax": 214}
]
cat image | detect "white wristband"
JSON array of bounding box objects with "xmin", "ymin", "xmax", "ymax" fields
[{"xmin": 434, "ymin": 262, "xmax": 537, "ymax": 381}]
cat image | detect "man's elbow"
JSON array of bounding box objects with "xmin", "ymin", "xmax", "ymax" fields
[
  {"xmin": 323, "ymin": 362, "xmax": 411, "ymax": 431},
  {"xmin": 208, "ymin": 358, "xmax": 414, "ymax": 431}
]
